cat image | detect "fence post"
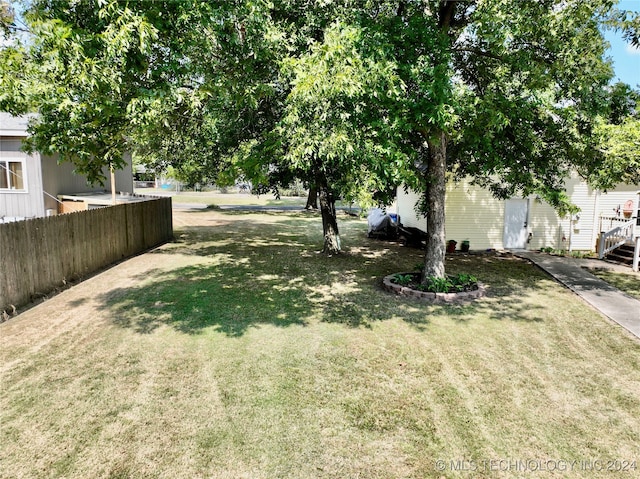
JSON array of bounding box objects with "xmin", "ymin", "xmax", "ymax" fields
[
  {"xmin": 598, "ymin": 231, "xmax": 605, "ymax": 259},
  {"xmin": 633, "ymin": 235, "xmax": 639, "ymax": 273}
]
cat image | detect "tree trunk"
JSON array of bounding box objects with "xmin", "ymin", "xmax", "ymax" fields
[
  {"xmin": 422, "ymin": 130, "xmax": 447, "ymax": 281},
  {"xmin": 305, "ymin": 186, "xmax": 318, "ymax": 209},
  {"xmin": 318, "ymin": 184, "xmax": 341, "ymax": 255}
]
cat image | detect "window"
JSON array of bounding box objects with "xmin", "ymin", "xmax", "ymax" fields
[{"xmin": 0, "ymin": 159, "xmax": 25, "ymax": 191}]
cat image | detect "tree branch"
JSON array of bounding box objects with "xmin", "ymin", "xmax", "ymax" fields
[
  {"xmin": 438, "ymin": 0, "xmax": 457, "ymax": 30},
  {"xmin": 453, "ymin": 47, "xmax": 505, "ymax": 62}
]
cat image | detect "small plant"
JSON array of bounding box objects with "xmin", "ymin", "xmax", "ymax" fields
[
  {"xmin": 414, "ymin": 262, "xmax": 425, "ymax": 273},
  {"xmin": 419, "ymin": 273, "xmax": 478, "ymax": 293},
  {"xmin": 393, "ymin": 273, "xmax": 415, "ymax": 286},
  {"xmin": 453, "ymin": 273, "xmax": 477, "ymax": 284},
  {"xmin": 424, "ymin": 276, "xmax": 454, "ymax": 293},
  {"xmin": 570, "ymin": 251, "xmax": 596, "ymax": 259},
  {"xmin": 451, "ymin": 273, "xmax": 478, "ymax": 292}
]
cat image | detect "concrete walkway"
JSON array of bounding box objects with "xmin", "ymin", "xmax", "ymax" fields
[{"xmin": 516, "ymin": 251, "xmax": 640, "ymax": 340}]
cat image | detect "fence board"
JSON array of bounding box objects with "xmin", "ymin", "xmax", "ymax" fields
[{"xmin": 0, "ymin": 197, "xmax": 172, "ymax": 313}]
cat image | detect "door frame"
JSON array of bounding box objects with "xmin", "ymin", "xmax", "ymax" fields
[{"xmin": 503, "ymin": 198, "xmax": 530, "ymax": 249}]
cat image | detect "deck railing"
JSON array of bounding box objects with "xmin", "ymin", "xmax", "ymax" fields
[
  {"xmin": 598, "ymin": 216, "xmax": 635, "ymax": 259},
  {"xmin": 598, "ymin": 215, "xmax": 636, "ymax": 233}
]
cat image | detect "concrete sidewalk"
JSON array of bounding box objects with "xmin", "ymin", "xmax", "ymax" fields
[{"xmin": 516, "ymin": 251, "xmax": 640, "ymax": 340}]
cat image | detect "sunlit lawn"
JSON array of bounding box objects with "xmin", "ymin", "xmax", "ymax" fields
[
  {"xmin": 590, "ymin": 269, "xmax": 640, "ymax": 300},
  {"xmin": 136, "ymin": 189, "xmax": 360, "ymax": 210},
  {"xmin": 136, "ymin": 188, "xmax": 308, "ymax": 207},
  {"xmin": 1, "ymin": 209, "xmax": 639, "ymax": 478}
]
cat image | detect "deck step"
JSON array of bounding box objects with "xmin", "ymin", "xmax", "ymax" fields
[{"xmin": 605, "ymin": 243, "xmax": 635, "ymax": 265}]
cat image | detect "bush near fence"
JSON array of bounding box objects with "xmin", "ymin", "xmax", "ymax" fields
[{"xmin": 0, "ymin": 197, "xmax": 173, "ymax": 314}]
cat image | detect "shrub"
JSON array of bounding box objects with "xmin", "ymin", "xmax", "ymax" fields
[
  {"xmin": 392, "ymin": 273, "xmax": 415, "ymax": 286},
  {"xmin": 419, "ymin": 273, "xmax": 478, "ymax": 293},
  {"xmin": 423, "ymin": 276, "xmax": 454, "ymax": 293}
]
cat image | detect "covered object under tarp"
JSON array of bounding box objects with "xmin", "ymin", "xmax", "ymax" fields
[{"xmin": 367, "ymin": 208, "xmax": 397, "ymax": 238}]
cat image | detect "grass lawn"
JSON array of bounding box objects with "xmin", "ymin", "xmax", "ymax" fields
[
  {"xmin": 136, "ymin": 189, "xmax": 361, "ymax": 211},
  {"xmin": 135, "ymin": 189, "xmax": 309, "ymax": 207},
  {"xmin": 1, "ymin": 209, "xmax": 639, "ymax": 478},
  {"xmin": 590, "ymin": 269, "xmax": 640, "ymax": 300}
]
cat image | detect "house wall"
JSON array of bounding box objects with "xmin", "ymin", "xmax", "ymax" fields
[
  {"xmin": 0, "ymin": 137, "xmax": 45, "ymax": 219},
  {"xmin": 445, "ymin": 180, "xmax": 505, "ymax": 250},
  {"xmin": 563, "ymin": 176, "xmax": 594, "ymax": 251},
  {"xmin": 41, "ymin": 152, "xmax": 134, "ymax": 212},
  {"xmin": 527, "ymin": 198, "xmax": 566, "ymax": 251},
  {"xmin": 397, "ymin": 176, "xmax": 640, "ymax": 252},
  {"xmin": 1, "ymin": 111, "xmax": 134, "ymax": 219},
  {"xmin": 528, "ymin": 178, "xmax": 639, "ymax": 252},
  {"xmin": 396, "ymin": 188, "xmax": 426, "ymax": 231},
  {"xmin": 596, "ymin": 184, "xmax": 638, "ymax": 224},
  {"xmin": 397, "ymin": 179, "xmax": 508, "ymax": 250}
]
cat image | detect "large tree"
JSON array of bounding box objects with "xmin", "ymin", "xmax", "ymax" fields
[
  {"xmin": 587, "ymin": 83, "xmax": 640, "ymax": 190},
  {"xmin": 346, "ymin": 0, "xmax": 626, "ymax": 280},
  {"xmin": 259, "ymin": 21, "xmax": 405, "ymax": 253},
  {"xmin": 255, "ymin": 1, "xmax": 634, "ymax": 276},
  {"xmin": 0, "ymin": 0, "xmax": 274, "ymax": 185},
  {"xmin": 3, "ymin": 0, "xmax": 638, "ymax": 278},
  {"xmin": 0, "ymin": 0, "xmax": 163, "ymax": 184}
]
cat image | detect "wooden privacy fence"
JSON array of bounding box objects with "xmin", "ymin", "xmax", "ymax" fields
[{"xmin": 0, "ymin": 197, "xmax": 172, "ymax": 313}]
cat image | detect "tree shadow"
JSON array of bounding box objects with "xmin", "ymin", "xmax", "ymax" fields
[
  {"xmin": 104, "ymin": 263, "xmax": 312, "ymax": 336},
  {"xmin": 100, "ymin": 214, "xmax": 556, "ymax": 336}
]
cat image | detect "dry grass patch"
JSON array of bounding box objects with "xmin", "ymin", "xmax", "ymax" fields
[{"xmin": 1, "ymin": 209, "xmax": 639, "ymax": 478}]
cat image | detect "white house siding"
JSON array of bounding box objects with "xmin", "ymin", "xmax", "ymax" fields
[
  {"xmin": 527, "ymin": 198, "xmax": 567, "ymax": 251},
  {"xmin": 0, "ymin": 137, "xmax": 45, "ymax": 219},
  {"xmin": 598, "ymin": 184, "xmax": 638, "ymax": 217},
  {"xmin": 564, "ymin": 176, "xmax": 595, "ymax": 251},
  {"xmin": 396, "ymin": 188, "xmax": 427, "ymax": 231},
  {"xmin": 445, "ymin": 181, "xmax": 505, "ymax": 250},
  {"xmin": 397, "ymin": 175, "xmax": 640, "ymax": 252},
  {"xmin": 397, "ymin": 179, "xmax": 507, "ymax": 250}
]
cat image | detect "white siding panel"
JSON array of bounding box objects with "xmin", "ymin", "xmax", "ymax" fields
[
  {"xmin": 397, "ymin": 180, "xmax": 505, "ymax": 250},
  {"xmin": 523, "ymin": 176, "xmax": 596, "ymax": 252},
  {"xmin": 597, "ymin": 185, "xmax": 638, "ymax": 219},
  {"xmin": 596, "ymin": 184, "xmax": 640, "ymax": 239},
  {"xmin": 565, "ymin": 176, "xmax": 595, "ymax": 251},
  {"xmin": 528, "ymin": 199, "xmax": 565, "ymax": 250},
  {"xmin": 397, "ymin": 188, "xmax": 427, "ymax": 231},
  {"xmin": 445, "ymin": 180, "xmax": 505, "ymax": 250}
]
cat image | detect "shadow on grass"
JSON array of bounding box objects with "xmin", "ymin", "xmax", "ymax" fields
[
  {"xmin": 105, "ymin": 263, "xmax": 311, "ymax": 336},
  {"xmin": 102, "ymin": 238, "xmax": 400, "ymax": 336},
  {"xmin": 102, "ymin": 214, "xmax": 554, "ymax": 337},
  {"xmin": 589, "ymin": 269, "xmax": 640, "ymax": 300}
]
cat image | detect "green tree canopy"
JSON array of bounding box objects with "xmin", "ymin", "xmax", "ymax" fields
[{"xmin": 3, "ymin": 0, "xmax": 639, "ymax": 276}]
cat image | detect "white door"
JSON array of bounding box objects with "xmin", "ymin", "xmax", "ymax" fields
[{"xmin": 503, "ymin": 199, "xmax": 529, "ymax": 249}]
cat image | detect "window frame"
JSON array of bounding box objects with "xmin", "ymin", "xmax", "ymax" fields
[{"xmin": 0, "ymin": 157, "xmax": 28, "ymax": 193}]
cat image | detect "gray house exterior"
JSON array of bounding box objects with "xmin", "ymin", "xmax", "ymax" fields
[{"xmin": 1, "ymin": 112, "xmax": 133, "ymax": 221}]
